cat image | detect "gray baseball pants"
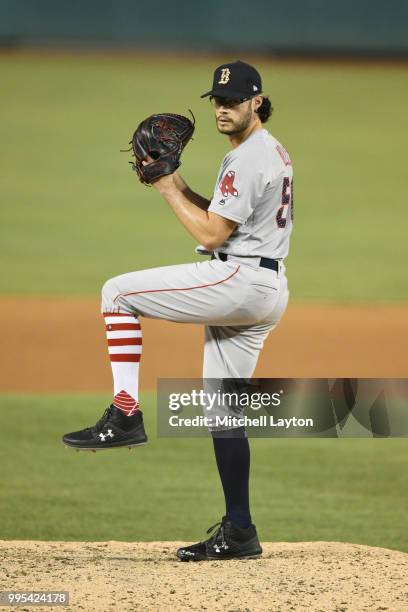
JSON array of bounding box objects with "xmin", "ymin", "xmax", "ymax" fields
[{"xmin": 101, "ymin": 255, "xmax": 289, "ymax": 378}]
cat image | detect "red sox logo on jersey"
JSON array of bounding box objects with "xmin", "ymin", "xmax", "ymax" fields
[{"xmin": 219, "ymin": 170, "xmax": 238, "ymax": 198}]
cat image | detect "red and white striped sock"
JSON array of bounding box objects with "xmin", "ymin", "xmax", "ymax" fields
[{"xmin": 103, "ymin": 313, "xmax": 142, "ymax": 416}]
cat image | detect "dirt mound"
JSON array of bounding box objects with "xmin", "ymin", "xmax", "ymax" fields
[{"xmin": 1, "ymin": 540, "xmax": 407, "ymax": 611}]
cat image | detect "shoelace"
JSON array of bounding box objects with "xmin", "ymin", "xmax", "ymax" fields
[
  {"xmin": 86, "ymin": 406, "xmax": 114, "ymax": 434},
  {"xmin": 206, "ymin": 521, "xmax": 228, "ymax": 550}
]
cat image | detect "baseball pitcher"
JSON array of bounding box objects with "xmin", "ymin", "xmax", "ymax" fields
[{"xmin": 63, "ymin": 60, "xmax": 294, "ymax": 561}]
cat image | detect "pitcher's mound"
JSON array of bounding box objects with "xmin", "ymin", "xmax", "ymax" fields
[{"xmin": 1, "ymin": 540, "xmax": 407, "ymax": 611}]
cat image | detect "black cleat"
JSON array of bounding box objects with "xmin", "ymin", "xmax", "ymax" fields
[
  {"xmin": 62, "ymin": 405, "xmax": 148, "ymax": 451},
  {"xmin": 176, "ymin": 517, "xmax": 262, "ymax": 561}
]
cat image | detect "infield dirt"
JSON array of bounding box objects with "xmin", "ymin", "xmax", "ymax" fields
[
  {"xmin": 0, "ymin": 297, "xmax": 407, "ymax": 392},
  {"xmin": 1, "ymin": 540, "xmax": 407, "ymax": 611}
]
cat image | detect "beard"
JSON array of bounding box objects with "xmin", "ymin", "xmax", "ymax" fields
[{"xmin": 216, "ymin": 104, "xmax": 253, "ymax": 135}]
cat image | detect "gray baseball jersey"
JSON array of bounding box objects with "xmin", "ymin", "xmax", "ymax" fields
[{"xmin": 208, "ymin": 128, "xmax": 293, "ymax": 259}]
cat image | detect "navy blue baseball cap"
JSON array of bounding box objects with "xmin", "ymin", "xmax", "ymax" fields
[{"xmin": 201, "ymin": 60, "xmax": 262, "ymax": 99}]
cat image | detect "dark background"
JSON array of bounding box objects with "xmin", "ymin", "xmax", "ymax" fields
[{"xmin": 1, "ymin": 0, "xmax": 408, "ymax": 56}]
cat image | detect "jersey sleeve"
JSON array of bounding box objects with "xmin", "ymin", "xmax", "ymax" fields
[{"xmin": 208, "ymin": 152, "xmax": 267, "ymax": 225}]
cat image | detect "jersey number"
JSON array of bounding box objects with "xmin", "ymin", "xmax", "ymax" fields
[{"xmin": 276, "ymin": 177, "xmax": 294, "ymax": 228}]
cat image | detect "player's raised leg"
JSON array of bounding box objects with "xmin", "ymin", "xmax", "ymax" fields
[{"xmin": 62, "ymin": 258, "xmax": 252, "ymax": 451}]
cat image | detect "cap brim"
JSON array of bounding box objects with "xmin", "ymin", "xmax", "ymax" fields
[{"xmin": 200, "ymin": 89, "xmax": 261, "ymax": 99}]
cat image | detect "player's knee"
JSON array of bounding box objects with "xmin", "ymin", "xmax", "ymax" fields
[
  {"xmin": 101, "ymin": 274, "xmax": 138, "ymax": 315},
  {"xmin": 101, "ymin": 275, "xmax": 125, "ymax": 312},
  {"xmin": 101, "ymin": 276, "xmax": 118, "ymax": 301}
]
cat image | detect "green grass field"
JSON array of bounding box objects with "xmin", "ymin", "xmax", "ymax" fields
[
  {"xmin": 1, "ymin": 53, "xmax": 408, "ymax": 301},
  {"xmin": 1, "ymin": 393, "xmax": 407, "ymax": 551}
]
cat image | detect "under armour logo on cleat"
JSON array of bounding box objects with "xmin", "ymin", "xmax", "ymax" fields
[{"xmin": 99, "ymin": 429, "xmax": 114, "ymax": 442}]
